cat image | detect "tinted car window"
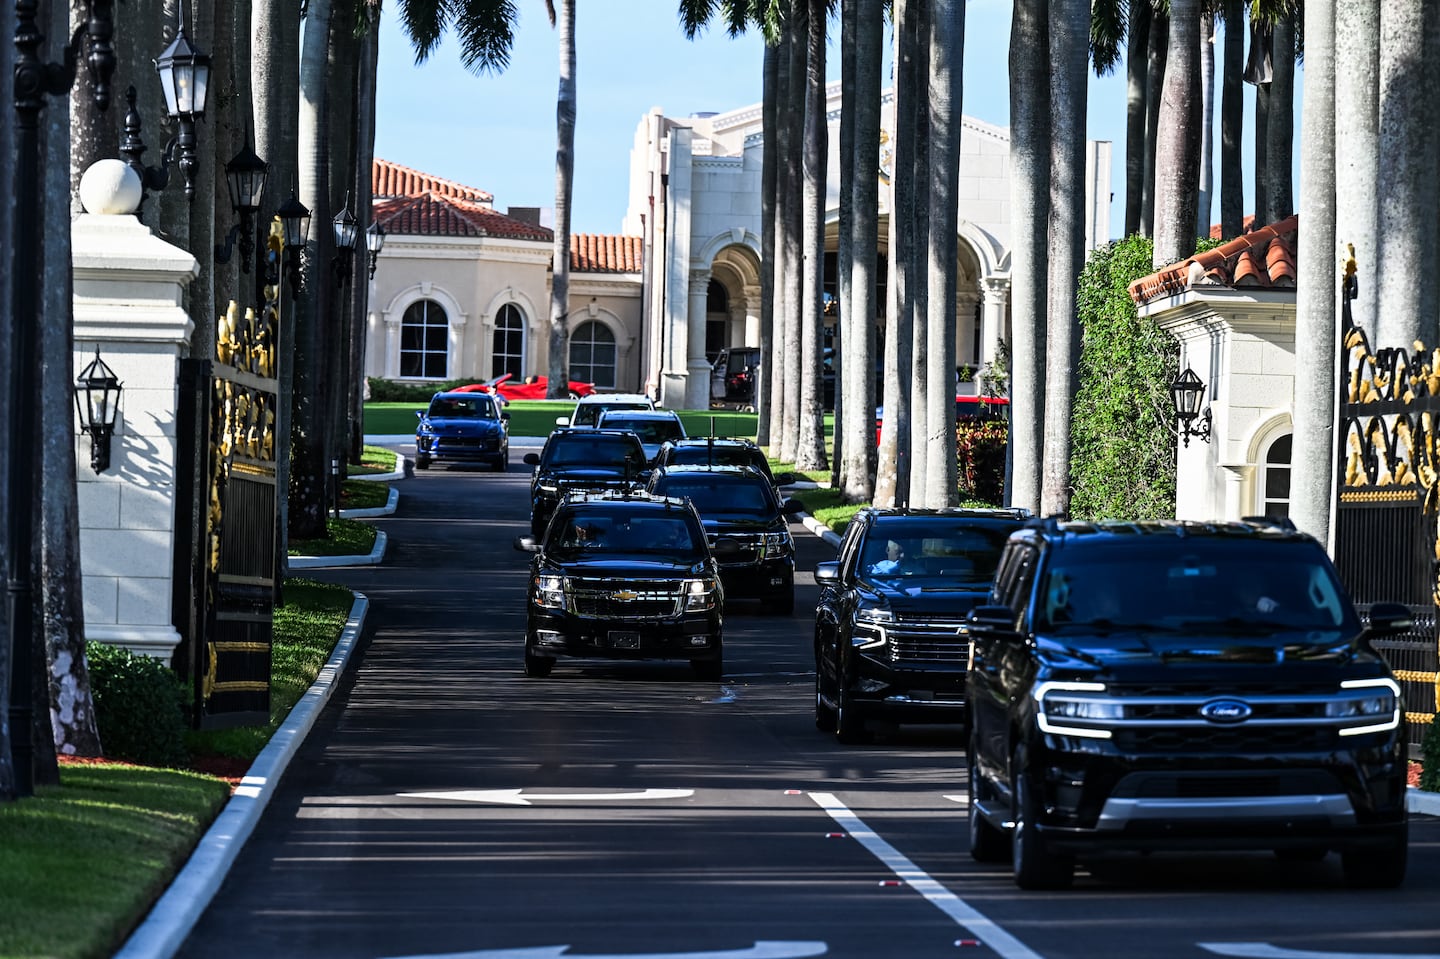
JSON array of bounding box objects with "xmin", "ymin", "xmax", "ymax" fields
[
  {"xmin": 664, "ymin": 445, "xmax": 770, "ymax": 477},
  {"xmin": 1035, "ymin": 539, "xmax": 1357, "ymax": 637},
  {"xmin": 602, "ymin": 415, "xmax": 685, "ymax": 446},
  {"xmin": 429, "ymin": 395, "xmax": 498, "ymax": 419},
  {"xmin": 654, "ymin": 475, "xmax": 776, "ymax": 515},
  {"xmin": 859, "ymin": 516, "xmax": 1014, "ymax": 587},
  {"xmin": 550, "ymin": 510, "xmax": 703, "ymax": 559},
  {"xmin": 543, "ymin": 434, "xmax": 644, "ymax": 468},
  {"xmin": 574, "ymin": 401, "xmax": 653, "ymax": 427}
]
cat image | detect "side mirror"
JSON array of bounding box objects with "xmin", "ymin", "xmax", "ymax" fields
[
  {"xmin": 969, "ymin": 604, "xmax": 1018, "ymax": 632},
  {"xmin": 501, "ymin": 411, "xmax": 511, "ymax": 421},
  {"xmin": 711, "ymin": 537, "xmax": 744, "ymax": 558},
  {"xmin": 523, "ymin": 452, "xmax": 542, "ymax": 466},
  {"xmin": 781, "ymin": 497, "xmax": 803, "ymax": 516},
  {"xmin": 1365, "ymin": 602, "xmax": 1414, "ymax": 638},
  {"xmin": 815, "ymin": 561, "xmax": 839, "ymax": 584},
  {"xmin": 774, "ymin": 471, "xmax": 798, "ymax": 486},
  {"xmin": 555, "ymin": 416, "xmax": 571, "ymax": 427},
  {"xmin": 513, "ymin": 535, "xmax": 540, "ymax": 552},
  {"xmin": 415, "ymin": 410, "xmax": 426, "ymax": 420}
]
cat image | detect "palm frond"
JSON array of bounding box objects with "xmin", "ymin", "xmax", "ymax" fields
[
  {"xmin": 678, "ymin": 0, "xmax": 721, "ymax": 38},
  {"xmin": 454, "ymin": 0, "xmax": 518, "ymax": 74},
  {"xmin": 1090, "ymin": 0, "xmax": 1128, "ymax": 77},
  {"xmin": 397, "ymin": 0, "xmax": 450, "ymax": 63}
]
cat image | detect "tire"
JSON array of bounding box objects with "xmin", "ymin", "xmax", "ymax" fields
[
  {"xmin": 834, "ymin": 674, "xmax": 867, "ymax": 744},
  {"xmin": 415, "ymin": 455, "xmax": 431, "ymax": 470},
  {"xmin": 1341, "ymin": 824, "xmax": 1408, "ymax": 888},
  {"xmin": 968, "ymin": 751, "xmax": 1008, "ymax": 863},
  {"xmin": 1011, "ymin": 752, "xmax": 1074, "ymax": 889},
  {"xmin": 523, "ymin": 646, "xmax": 554, "ymax": 678},
  {"xmin": 814, "ymin": 648, "xmax": 837, "ymax": 731},
  {"xmin": 692, "ymin": 656, "xmax": 723, "ymax": 681}
]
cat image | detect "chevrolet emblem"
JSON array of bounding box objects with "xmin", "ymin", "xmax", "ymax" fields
[{"xmin": 613, "ymin": 590, "xmax": 639, "ymax": 602}]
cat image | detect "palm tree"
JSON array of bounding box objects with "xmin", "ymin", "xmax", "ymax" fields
[
  {"xmin": 1152, "ymin": 0, "xmax": 1201, "ymax": 267},
  {"xmin": 841, "ymin": 0, "xmax": 882, "ymax": 504},
  {"xmin": 796, "ymin": 0, "xmax": 829, "ymax": 471},
  {"xmin": 1219, "ymin": 0, "xmax": 1245, "ymax": 238},
  {"xmin": 1334, "ymin": 0, "xmax": 1378, "ymax": 331},
  {"xmin": 1140, "ymin": 7, "xmax": 1167, "ymax": 237},
  {"xmin": 905, "ymin": 0, "xmax": 930, "ymax": 504},
  {"xmin": 1291, "ymin": 0, "xmax": 1336, "ymax": 545},
  {"xmin": 1005, "ymin": 0, "xmax": 1049, "ymax": 513},
  {"xmin": 834, "ymin": 0, "xmax": 856, "ymax": 489},
  {"xmin": 778, "ymin": 12, "xmax": 806, "ymax": 464},
  {"xmin": 1265, "ymin": 13, "xmax": 1295, "ymax": 218},
  {"xmin": 1041, "ymin": 0, "xmax": 1089, "ymax": 517},
  {"xmin": 0, "ymin": 0, "xmax": 14, "ymax": 797},
  {"xmin": 547, "ymin": 0, "xmax": 577, "ymax": 398},
  {"xmin": 757, "ymin": 40, "xmax": 777, "ymax": 448},
  {"xmin": 1196, "ymin": 8, "xmax": 1215, "ymax": 231},
  {"xmin": 922, "ymin": 0, "xmax": 964, "ymax": 507}
]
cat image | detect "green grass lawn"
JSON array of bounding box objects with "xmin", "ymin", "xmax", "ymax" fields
[
  {"xmin": 340, "ymin": 479, "xmax": 390, "ymax": 510},
  {"xmin": 288, "ymin": 516, "xmax": 378, "ymax": 556}
]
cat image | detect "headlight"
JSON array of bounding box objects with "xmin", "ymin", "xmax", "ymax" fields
[
  {"xmin": 852, "ymin": 606, "xmax": 890, "ymax": 649},
  {"xmin": 1034, "ymin": 681, "xmax": 1114, "ymax": 739},
  {"xmin": 1333, "ymin": 678, "xmax": 1402, "ymax": 735},
  {"xmin": 856, "ymin": 607, "xmax": 893, "ymax": 624},
  {"xmin": 534, "ymin": 573, "xmax": 567, "ymax": 610},
  {"xmin": 761, "ymin": 530, "xmax": 792, "ymax": 554},
  {"xmin": 683, "ymin": 577, "xmax": 719, "ymax": 611},
  {"xmin": 536, "ymin": 481, "xmax": 561, "ymax": 494}
]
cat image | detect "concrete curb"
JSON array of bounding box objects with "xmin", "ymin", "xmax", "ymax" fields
[
  {"xmin": 1409, "ymin": 786, "xmax": 1440, "ymax": 817},
  {"xmin": 349, "ymin": 455, "xmax": 408, "ymax": 483},
  {"xmin": 114, "ymin": 593, "xmax": 371, "ymax": 959},
  {"xmin": 797, "ymin": 511, "xmax": 842, "ymax": 549},
  {"xmin": 289, "ymin": 529, "xmax": 388, "ymax": 569},
  {"xmin": 340, "ymin": 486, "xmax": 399, "ymax": 519}
]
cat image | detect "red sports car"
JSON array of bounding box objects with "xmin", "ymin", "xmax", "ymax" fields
[{"xmin": 453, "ymin": 373, "xmax": 597, "ymax": 402}]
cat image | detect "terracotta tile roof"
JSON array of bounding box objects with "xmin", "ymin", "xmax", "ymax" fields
[
  {"xmin": 372, "ymin": 194, "xmax": 553, "ymax": 242},
  {"xmin": 1209, "ymin": 214, "xmax": 1257, "ymax": 240},
  {"xmin": 570, "ymin": 234, "xmax": 643, "ymax": 273},
  {"xmin": 1129, "ymin": 214, "xmax": 1298, "ymax": 307},
  {"xmin": 372, "ymin": 158, "xmax": 493, "ymax": 204}
]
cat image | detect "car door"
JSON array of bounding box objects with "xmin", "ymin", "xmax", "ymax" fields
[
  {"xmin": 816, "ymin": 516, "xmax": 867, "ymax": 694},
  {"xmin": 970, "ymin": 542, "xmax": 1038, "ymax": 785}
]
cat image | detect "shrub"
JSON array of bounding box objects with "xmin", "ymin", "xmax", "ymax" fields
[
  {"xmin": 87, "ymin": 643, "xmax": 190, "ymax": 767},
  {"xmin": 957, "ymin": 419, "xmax": 1007, "ymax": 506},
  {"xmin": 366, "ymin": 376, "xmax": 480, "ymax": 403},
  {"xmin": 1421, "ymin": 714, "xmax": 1440, "ymax": 792}
]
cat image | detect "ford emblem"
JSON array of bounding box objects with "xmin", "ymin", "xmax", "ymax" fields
[{"xmin": 1199, "ymin": 699, "xmax": 1252, "ymax": 723}]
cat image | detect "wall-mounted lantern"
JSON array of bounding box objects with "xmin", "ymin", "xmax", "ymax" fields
[
  {"xmin": 153, "ymin": 5, "xmax": 211, "ymax": 199},
  {"xmin": 276, "ymin": 191, "xmax": 312, "ymax": 298},
  {"xmin": 74, "ymin": 348, "xmax": 124, "ymax": 473},
  {"xmin": 1170, "ymin": 366, "xmax": 1213, "ymax": 447},
  {"xmin": 214, "ymin": 142, "xmax": 269, "ymax": 271},
  {"xmin": 331, "ymin": 197, "xmax": 359, "ymax": 286},
  {"xmin": 366, "ymin": 221, "xmax": 386, "ymax": 280}
]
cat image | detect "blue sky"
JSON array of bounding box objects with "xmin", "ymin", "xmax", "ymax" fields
[{"xmin": 374, "ymin": 0, "xmax": 1292, "ymax": 239}]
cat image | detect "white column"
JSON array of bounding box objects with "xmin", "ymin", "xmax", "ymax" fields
[
  {"xmin": 955, "ymin": 291, "xmax": 981, "ymax": 394},
  {"xmin": 686, "ymin": 269, "xmax": 713, "ymax": 410},
  {"xmin": 742, "ymin": 284, "xmax": 761, "ymax": 345},
  {"xmin": 979, "ymin": 275, "xmax": 1010, "ymax": 392},
  {"xmin": 660, "ymin": 127, "xmax": 694, "ymax": 409},
  {"xmin": 383, "ymin": 314, "xmax": 402, "ymax": 378}
]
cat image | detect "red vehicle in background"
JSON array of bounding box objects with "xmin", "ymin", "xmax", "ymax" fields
[
  {"xmin": 454, "ymin": 373, "xmax": 597, "ymax": 402},
  {"xmin": 875, "ymin": 395, "xmax": 1008, "ymax": 444}
]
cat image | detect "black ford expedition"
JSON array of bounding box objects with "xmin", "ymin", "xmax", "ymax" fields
[{"xmin": 967, "ymin": 519, "xmax": 1412, "ymax": 889}]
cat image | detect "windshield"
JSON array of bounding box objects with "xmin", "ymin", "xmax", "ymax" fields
[
  {"xmin": 574, "ymin": 401, "xmax": 652, "ymax": 427},
  {"xmin": 655, "ymin": 475, "xmax": 776, "ymax": 516},
  {"xmin": 428, "ymin": 396, "xmax": 498, "ymax": 420},
  {"xmin": 859, "ymin": 517, "xmax": 1018, "ymax": 588},
  {"xmin": 549, "ymin": 512, "xmax": 704, "ymax": 559},
  {"xmin": 543, "ymin": 435, "xmax": 643, "ymax": 469},
  {"xmin": 1035, "ymin": 541, "xmax": 1359, "ymax": 635},
  {"xmin": 668, "ymin": 446, "xmax": 770, "ymax": 477},
  {"xmin": 603, "ymin": 416, "xmax": 685, "ymax": 446}
]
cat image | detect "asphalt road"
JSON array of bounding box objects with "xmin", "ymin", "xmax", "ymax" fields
[{"xmin": 176, "ymin": 443, "xmax": 1440, "ymax": 959}]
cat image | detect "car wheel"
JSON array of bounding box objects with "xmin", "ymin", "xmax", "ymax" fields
[
  {"xmin": 691, "ymin": 656, "xmax": 722, "ymax": 681},
  {"xmin": 968, "ymin": 746, "xmax": 1007, "ymax": 863},
  {"xmin": 415, "ymin": 455, "xmax": 431, "ymax": 470},
  {"xmin": 767, "ymin": 589, "xmax": 795, "ymax": 616},
  {"xmin": 1341, "ymin": 824, "xmax": 1407, "ymax": 888},
  {"xmin": 814, "ymin": 645, "xmax": 837, "ymax": 731},
  {"xmin": 834, "ymin": 673, "xmax": 867, "ymax": 744},
  {"xmin": 1011, "ymin": 750, "xmax": 1074, "ymax": 889},
  {"xmin": 523, "ymin": 645, "xmax": 554, "ymax": 678}
]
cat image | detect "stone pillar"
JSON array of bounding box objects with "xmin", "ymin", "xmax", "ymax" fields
[
  {"xmin": 979, "ymin": 276, "xmax": 1010, "ymax": 394},
  {"xmin": 686, "ymin": 268, "xmax": 713, "ymax": 410},
  {"xmin": 742, "ymin": 284, "xmax": 761, "ymax": 345},
  {"xmin": 660, "ymin": 127, "xmax": 694, "ymax": 409},
  {"xmin": 71, "ymin": 161, "xmax": 199, "ymax": 662},
  {"xmin": 955, "ymin": 290, "xmax": 981, "ymax": 394}
]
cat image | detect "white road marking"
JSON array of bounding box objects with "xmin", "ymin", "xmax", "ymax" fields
[
  {"xmin": 380, "ymin": 941, "xmax": 828, "ymax": 959},
  {"xmin": 806, "ymin": 792, "xmax": 1045, "ymax": 959},
  {"xmin": 1200, "ymin": 944, "xmax": 1440, "ymax": 959},
  {"xmin": 942, "ymin": 795, "xmax": 969, "ymax": 805},
  {"xmin": 397, "ymin": 788, "xmax": 696, "ymax": 806}
]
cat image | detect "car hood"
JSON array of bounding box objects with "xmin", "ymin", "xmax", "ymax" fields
[
  {"xmin": 539, "ymin": 469, "xmax": 637, "ymax": 485},
  {"xmin": 862, "ymin": 584, "xmax": 989, "ymax": 616},
  {"xmin": 422, "ymin": 416, "xmax": 503, "ymax": 435},
  {"xmin": 548, "ymin": 557, "xmax": 710, "ymax": 578},
  {"xmin": 1035, "ymin": 628, "xmax": 1361, "ymax": 672}
]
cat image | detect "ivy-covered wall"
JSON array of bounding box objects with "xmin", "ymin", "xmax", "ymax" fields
[{"xmin": 1068, "ymin": 235, "xmax": 1183, "ymax": 521}]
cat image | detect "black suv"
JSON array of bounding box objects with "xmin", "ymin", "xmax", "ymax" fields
[
  {"xmin": 646, "ymin": 465, "xmax": 801, "ymax": 613},
  {"xmin": 966, "ymin": 519, "xmax": 1412, "ymax": 890},
  {"xmin": 514, "ymin": 491, "xmax": 725, "ymax": 679},
  {"xmin": 523, "ymin": 429, "xmax": 649, "ymax": 539},
  {"xmin": 813, "ymin": 507, "xmax": 1028, "ymax": 742},
  {"xmin": 653, "ymin": 437, "xmax": 781, "ymax": 486}
]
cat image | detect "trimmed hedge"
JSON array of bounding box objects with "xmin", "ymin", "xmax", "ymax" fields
[
  {"xmin": 87, "ymin": 643, "xmax": 190, "ymax": 767},
  {"xmin": 367, "ymin": 376, "xmax": 483, "ymax": 403},
  {"xmin": 1421, "ymin": 714, "xmax": 1440, "ymax": 792},
  {"xmin": 958, "ymin": 419, "xmax": 1007, "ymax": 506}
]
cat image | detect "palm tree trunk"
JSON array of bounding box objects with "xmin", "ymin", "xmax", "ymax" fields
[
  {"xmin": 1140, "ymin": 8, "xmax": 1168, "ymax": 238},
  {"xmin": 1006, "ymin": 0, "xmax": 1050, "ymax": 513},
  {"xmin": 548, "ymin": 0, "xmax": 576, "ymax": 396},
  {"xmin": 1265, "ymin": 15, "xmax": 1295, "ymax": 218},
  {"xmin": 1124, "ymin": 0, "xmax": 1150, "ymax": 238},
  {"xmin": 842, "ymin": 0, "xmax": 882, "ymax": 504},
  {"xmin": 1376, "ymin": 0, "xmax": 1440, "ymax": 348},
  {"xmin": 325, "ymin": 0, "xmax": 358, "ymax": 502},
  {"xmin": 1219, "ymin": 0, "xmax": 1244, "ymax": 238},
  {"xmin": 1291, "ymin": 0, "xmax": 1337, "ymax": 547},
  {"xmin": 796, "ymin": 0, "xmax": 828, "ymax": 471},
  {"xmin": 1152, "ymin": 0, "xmax": 1201, "ymax": 267},
  {"xmin": 1041, "ymin": 0, "xmax": 1088, "ymax": 517},
  {"xmin": 1253, "ymin": 80, "xmax": 1269, "ymax": 225},
  {"xmin": 758, "ymin": 41, "xmax": 778, "ymax": 447},
  {"xmin": 924, "ymin": 0, "xmax": 964, "ymax": 507},
  {"xmin": 1196, "ymin": 11, "xmax": 1214, "ymax": 234},
  {"xmin": 348, "ymin": 11, "xmax": 380, "ymax": 463},
  {"xmin": 1334, "ymin": 0, "xmax": 1380, "ymax": 332},
  {"xmin": 768, "ymin": 29, "xmax": 793, "ymax": 457},
  {"xmin": 779, "ymin": 13, "xmax": 806, "ymax": 465},
  {"xmin": 0, "ymin": 0, "xmax": 16, "ymax": 796},
  {"xmin": 834, "ymin": 0, "xmax": 856, "ymax": 488},
  {"xmin": 906, "ymin": 0, "xmax": 930, "ymax": 503}
]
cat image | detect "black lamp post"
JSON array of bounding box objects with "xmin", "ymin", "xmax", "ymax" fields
[
  {"xmin": 214, "ymin": 143, "xmax": 269, "ymax": 272},
  {"xmin": 74, "ymin": 349, "xmax": 124, "ymax": 474},
  {"xmin": 366, "ymin": 221, "xmax": 386, "ymax": 281},
  {"xmin": 331, "ymin": 197, "xmax": 359, "ymax": 286},
  {"xmin": 152, "ymin": 5, "xmax": 211, "ymax": 200},
  {"xmin": 1170, "ymin": 366, "xmax": 1213, "ymax": 447},
  {"xmin": 10, "ymin": 0, "xmax": 117, "ymax": 799},
  {"xmin": 277, "ymin": 192, "xmax": 312, "ymax": 298}
]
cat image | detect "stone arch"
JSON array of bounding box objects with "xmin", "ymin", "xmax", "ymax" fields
[
  {"xmin": 1239, "ymin": 409, "xmax": 1294, "ymax": 518},
  {"xmin": 381, "ymin": 283, "xmax": 469, "ymax": 380},
  {"xmin": 480, "ymin": 287, "xmax": 544, "ymax": 379},
  {"xmin": 696, "ymin": 237, "xmax": 763, "ymax": 355},
  {"xmin": 566, "ymin": 305, "xmax": 636, "ymax": 390}
]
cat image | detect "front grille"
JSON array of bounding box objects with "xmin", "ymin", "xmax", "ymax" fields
[
  {"xmin": 436, "ymin": 436, "xmax": 497, "ymax": 451},
  {"xmin": 1113, "ymin": 727, "xmax": 1335, "ymax": 753},
  {"xmin": 568, "ymin": 577, "xmax": 684, "ymax": 620},
  {"xmin": 885, "ymin": 618, "xmax": 968, "ymax": 665},
  {"xmin": 707, "ymin": 532, "xmax": 763, "ymax": 564}
]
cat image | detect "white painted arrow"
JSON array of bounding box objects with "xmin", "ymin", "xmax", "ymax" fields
[
  {"xmin": 1200, "ymin": 943, "xmax": 1440, "ymax": 959},
  {"xmin": 381, "ymin": 940, "xmax": 828, "ymax": 959},
  {"xmin": 397, "ymin": 788, "xmax": 695, "ymax": 806}
]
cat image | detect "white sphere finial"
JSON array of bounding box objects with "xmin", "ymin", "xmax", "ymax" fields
[{"xmin": 79, "ymin": 160, "xmax": 143, "ymax": 216}]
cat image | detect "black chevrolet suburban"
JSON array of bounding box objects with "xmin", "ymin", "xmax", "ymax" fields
[{"xmin": 966, "ymin": 518, "xmax": 1412, "ymax": 889}]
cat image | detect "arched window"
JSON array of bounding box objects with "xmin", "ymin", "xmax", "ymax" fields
[
  {"xmin": 1260, "ymin": 433, "xmax": 1292, "ymax": 519},
  {"xmin": 400, "ymin": 299, "xmax": 449, "ymax": 379},
  {"xmin": 492, "ymin": 304, "xmax": 526, "ymax": 379},
  {"xmin": 570, "ymin": 321, "xmax": 617, "ymax": 389}
]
